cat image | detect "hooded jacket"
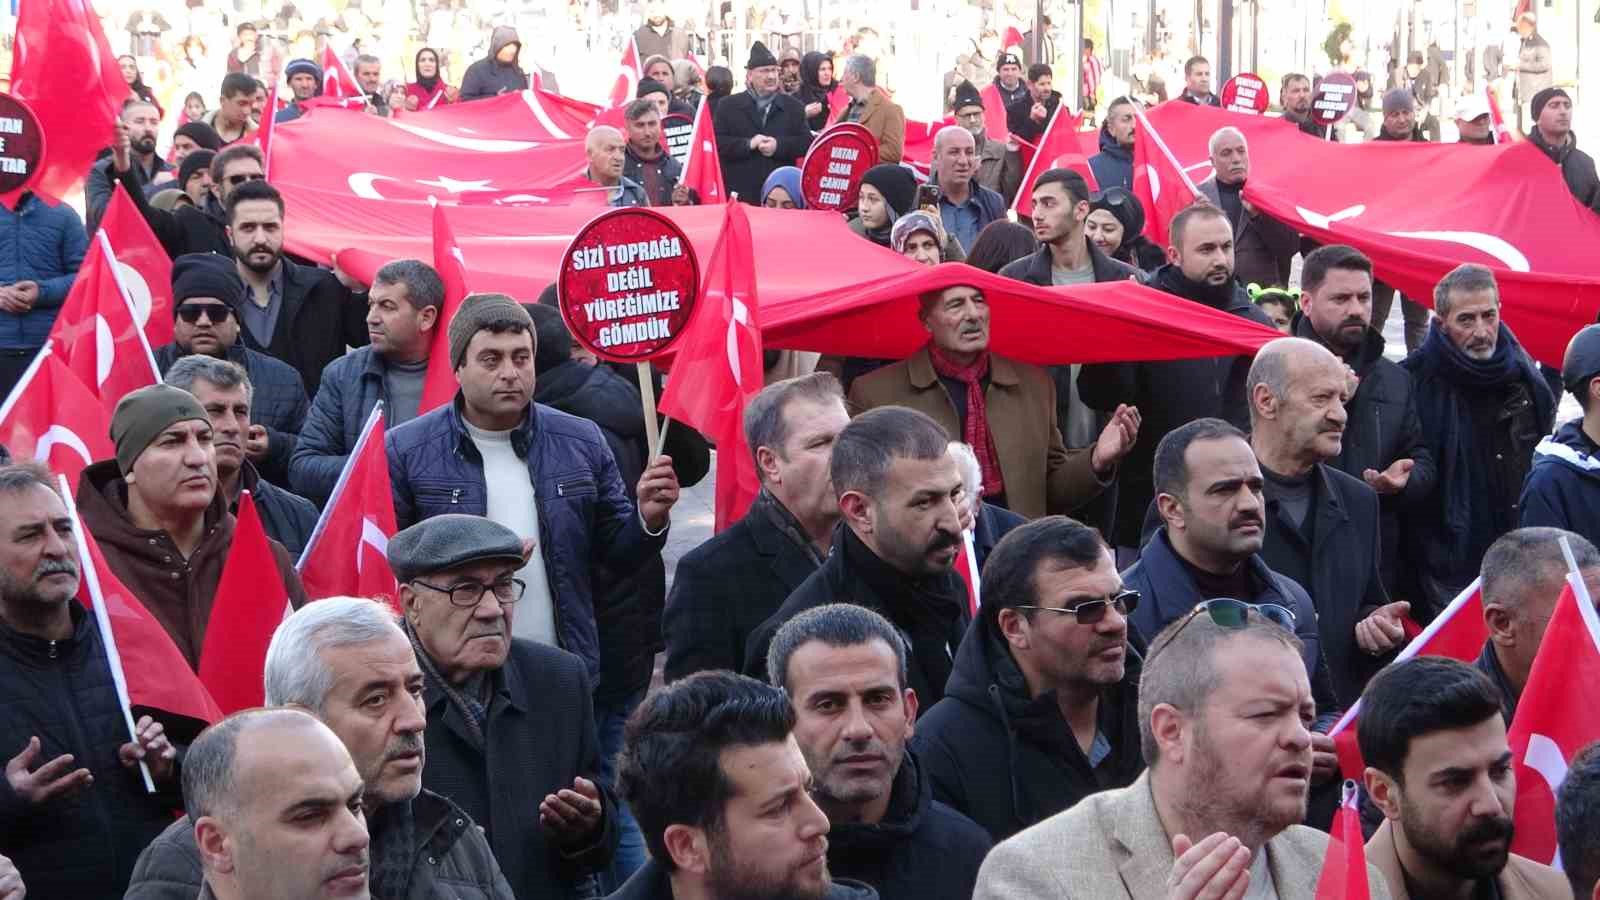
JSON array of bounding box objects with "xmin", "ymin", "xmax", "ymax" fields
[
  {"xmin": 825, "ymin": 752, "xmax": 992, "ymax": 900},
  {"xmin": 0, "ymin": 193, "xmax": 88, "ymax": 348},
  {"xmin": 912, "ymin": 614, "xmax": 1145, "ymax": 844},
  {"xmin": 1520, "ymin": 418, "xmax": 1600, "ymax": 543},
  {"xmin": 1088, "ymin": 124, "xmax": 1134, "ymax": 191},
  {"xmin": 460, "ymin": 27, "xmax": 529, "ymax": 101},
  {"xmin": 74, "ymin": 460, "xmax": 308, "ymax": 667},
  {"xmin": 607, "ymin": 860, "xmax": 879, "ymax": 900},
  {"xmin": 1530, "ymin": 127, "xmax": 1600, "ymax": 213}
]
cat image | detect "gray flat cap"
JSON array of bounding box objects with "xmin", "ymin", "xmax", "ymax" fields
[{"xmin": 387, "ymin": 514, "xmax": 525, "ymax": 583}]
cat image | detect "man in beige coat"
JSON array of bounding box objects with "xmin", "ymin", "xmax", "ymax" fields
[
  {"xmin": 973, "ymin": 610, "xmax": 1393, "ymax": 899},
  {"xmin": 848, "ymin": 282, "xmax": 1139, "ymax": 519},
  {"xmin": 1360, "ymin": 657, "xmax": 1572, "ymax": 900}
]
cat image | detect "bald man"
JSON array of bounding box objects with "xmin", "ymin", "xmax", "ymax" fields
[
  {"xmin": 184, "ymin": 709, "xmax": 370, "ymax": 900},
  {"xmin": 584, "ymin": 126, "xmax": 647, "ymax": 207},
  {"xmin": 933, "ymin": 126, "xmax": 1006, "ymax": 253},
  {"xmin": 1246, "ymin": 338, "xmax": 1407, "ymax": 713}
]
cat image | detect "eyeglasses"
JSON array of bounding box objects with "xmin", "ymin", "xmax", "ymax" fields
[
  {"xmin": 226, "ymin": 172, "xmax": 266, "ymax": 186},
  {"xmin": 412, "ymin": 577, "xmax": 526, "ymax": 608},
  {"xmin": 1017, "ymin": 589, "xmax": 1140, "ymax": 625},
  {"xmin": 177, "ymin": 303, "xmax": 233, "ymax": 323},
  {"xmin": 1151, "ymin": 597, "xmax": 1297, "ymax": 658}
]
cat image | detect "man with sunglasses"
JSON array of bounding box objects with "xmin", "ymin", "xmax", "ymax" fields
[
  {"xmin": 975, "ymin": 604, "xmax": 1393, "ymax": 900},
  {"xmin": 912, "ymin": 516, "xmax": 1146, "ymax": 843},
  {"xmin": 153, "ymin": 253, "xmax": 310, "ymax": 489},
  {"xmin": 387, "ymin": 514, "xmax": 617, "ymax": 900}
]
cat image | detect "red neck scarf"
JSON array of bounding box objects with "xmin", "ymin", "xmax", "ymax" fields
[{"xmin": 927, "ymin": 343, "xmax": 1004, "ymax": 498}]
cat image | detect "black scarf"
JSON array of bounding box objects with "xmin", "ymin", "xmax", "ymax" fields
[
  {"xmin": 840, "ymin": 526, "xmax": 966, "ymax": 698},
  {"xmin": 1405, "ymin": 321, "xmax": 1553, "ymax": 558}
]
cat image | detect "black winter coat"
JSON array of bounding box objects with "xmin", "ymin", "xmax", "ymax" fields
[
  {"xmin": 419, "ymin": 639, "xmax": 616, "ymax": 900},
  {"xmin": 115, "ymin": 163, "xmax": 232, "ymax": 258},
  {"xmin": 1078, "ymin": 266, "xmax": 1275, "ymax": 547},
  {"xmin": 662, "ymin": 495, "xmax": 824, "ymax": 682},
  {"xmin": 1292, "ymin": 315, "xmax": 1437, "ymax": 595},
  {"xmin": 744, "ymin": 527, "xmax": 970, "ymax": 705},
  {"xmin": 232, "ymin": 259, "xmax": 369, "ymax": 398},
  {"xmin": 154, "ymin": 342, "xmax": 310, "ymax": 487},
  {"xmin": 0, "ymin": 606, "xmax": 182, "ymax": 897},
  {"xmin": 714, "ymin": 91, "xmax": 813, "ymax": 206},
  {"xmin": 826, "ymin": 753, "xmax": 992, "ymax": 900},
  {"xmin": 911, "ymin": 614, "xmax": 1144, "ymax": 843}
]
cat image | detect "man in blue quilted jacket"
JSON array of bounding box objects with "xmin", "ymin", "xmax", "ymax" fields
[{"xmin": 0, "ymin": 192, "xmax": 87, "ymax": 400}]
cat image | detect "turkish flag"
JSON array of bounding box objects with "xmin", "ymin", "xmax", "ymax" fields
[
  {"xmin": 46, "ymin": 229, "xmax": 161, "ymax": 415},
  {"xmin": 296, "ymin": 404, "xmax": 400, "ymax": 606},
  {"xmin": 1131, "ymin": 105, "xmax": 1203, "ymax": 245},
  {"xmin": 682, "ymin": 100, "xmax": 727, "ymax": 204},
  {"xmin": 418, "ymin": 199, "xmax": 470, "ymax": 414},
  {"xmin": 63, "ymin": 476, "xmax": 222, "ymax": 747},
  {"xmin": 321, "ymin": 45, "xmax": 364, "ymax": 101},
  {"xmin": 98, "ymin": 185, "xmax": 175, "ymax": 347},
  {"xmin": 658, "ymin": 204, "xmax": 765, "ymax": 531},
  {"xmin": 1012, "ymin": 105, "xmax": 1100, "ymax": 217},
  {"xmin": 1507, "ymin": 568, "xmax": 1600, "ymax": 865},
  {"xmin": 1329, "ymin": 579, "xmax": 1489, "ymax": 779},
  {"xmin": 978, "ymin": 84, "xmax": 1010, "ymax": 144},
  {"xmin": 0, "ymin": 346, "xmax": 115, "ymax": 489},
  {"xmin": 198, "ymin": 492, "xmax": 291, "ymax": 713},
  {"xmin": 1315, "ymin": 783, "xmax": 1374, "ymax": 900},
  {"xmin": 3, "ymin": 0, "xmax": 129, "ymax": 207},
  {"xmin": 610, "ymin": 38, "xmax": 642, "ymax": 109}
]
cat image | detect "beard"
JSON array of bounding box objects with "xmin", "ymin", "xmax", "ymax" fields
[
  {"xmin": 1400, "ymin": 793, "xmax": 1514, "ymax": 882},
  {"xmin": 706, "ymin": 826, "xmax": 830, "ymax": 900}
]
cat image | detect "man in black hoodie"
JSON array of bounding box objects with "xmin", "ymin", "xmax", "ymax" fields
[
  {"xmin": 1078, "ymin": 202, "xmax": 1276, "ymax": 558},
  {"xmin": 911, "ymin": 516, "xmax": 1145, "ymax": 843},
  {"xmin": 768, "ymin": 604, "xmax": 991, "ymax": 900}
]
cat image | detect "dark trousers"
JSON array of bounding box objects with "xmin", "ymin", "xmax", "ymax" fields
[{"xmin": 0, "ymin": 346, "xmax": 39, "ymax": 407}]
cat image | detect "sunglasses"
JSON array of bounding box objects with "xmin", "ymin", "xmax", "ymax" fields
[
  {"xmin": 1017, "ymin": 589, "xmax": 1140, "ymax": 626},
  {"xmin": 226, "ymin": 172, "xmax": 266, "ymax": 186},
  {"xmin": 177, "ymin": 303, "xmax": 233, "ymax": 323},
  {"xmin": 1152, "ymin": 598, "xmax": 1297, "ymax": 658}
]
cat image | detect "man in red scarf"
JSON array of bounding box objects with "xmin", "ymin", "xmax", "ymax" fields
[{"xmin": 847, "ymin": 283, "xmax": 1141, "ymax": 519}]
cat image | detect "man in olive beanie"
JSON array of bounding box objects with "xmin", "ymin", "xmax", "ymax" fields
[{"xmin": 75, "ymin": 383, "xmax": 309, "ymax": 666}]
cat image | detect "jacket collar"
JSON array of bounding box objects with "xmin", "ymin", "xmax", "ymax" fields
[{"xmin": 906, "ymin": 345, "xmax": 1021, "ymax": 389}]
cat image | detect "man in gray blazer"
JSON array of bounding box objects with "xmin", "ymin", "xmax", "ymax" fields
[{"xmin": 973, "ymin": 609, "xmax": 1394, "ymax": 899}]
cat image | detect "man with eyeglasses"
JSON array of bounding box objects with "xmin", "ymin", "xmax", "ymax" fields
[
  {"xmin": 1123, "ymin": 417, "xmax": 1341, "ymax": 730},
  {"xmin": 387, "ymin": 513, "xmax": 616, "ymax": 900},
  {"xmin": 974, "ymin": 603, "xmax": 1393, "ymax": 900},
  {"xmin": 949, "ymin": 81, "xmax": 1021, "ymax": 206},
  {"xmin": 153, "ymin": 253, "xmax": 310, "ymax": 490},
  {"xmin": 912, "ymin": 516, "xmax": 1147, "ymax": 843}
]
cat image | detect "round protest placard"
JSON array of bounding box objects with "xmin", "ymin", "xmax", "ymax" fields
[
  {"xmin": 0, "ymin": 94, "xmax": 45, "ymax": 197},
  {"xmin": 1310, "ymin": 73, "xmax": 1358, "ymax": 127},
  {"xmin": 1220, "ymin": 73, "xmax": 1270, "ymax": 114},
  {"xmin": 557, "ymin": 207, "xmax": 700, "ymax": 364},
  {"xmin": 801, "ymin": 122, "xmax": 878, "ymax": 211},
  {"xmin": 661, "ymin": 112, "xmax": 693, "ymax": 166}
]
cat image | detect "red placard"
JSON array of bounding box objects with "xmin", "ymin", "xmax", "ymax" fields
[
  {"xmin": 556, "ymin": 207, "xmax": 700, "ymax": 363},
  {"xmin": 1220, "ymin": 73, "xmax": 1270, "ymax": 114},
  {"xmin": 0, "ymin": 94, "xmax": 45, "ymax": 197},
  {"xmin": 801, "ymin": 122, "xmax": 879, "ymax": 211},
  {"xmin": 662, "ymin": 112, "xmax": 693, "ymax": 165},
  {"xmin": 1310, "ymin": 73, "xmax": 1358, "ymax": 127}
]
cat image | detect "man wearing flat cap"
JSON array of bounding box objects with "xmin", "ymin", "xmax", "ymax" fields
[
  {"xmin": 389, "ymin": 514, "xmax": 616, "ymax": 900},
  {"xmin": 75, "ymin": 383, "xmax": 307, "ymax": 668},
  {"xmin": 386, "ymin": 293, "xmax": 680, "ymax": 686},
  {"xmin": 152, "ymin": 253, "xmax": 309, "ymax": 488},
  {"xmin": 714, "ymin": 40, "xmax": 814, "ymax": 205}
]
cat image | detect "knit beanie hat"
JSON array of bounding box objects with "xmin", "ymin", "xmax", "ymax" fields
[
  {"xmin": 110, "ymin": 384, "xmax": 210, "ymax": 475},
  {"xmin": 175, "ymin": 121, "xmax": 224, "ymax": 152},
  {"xmin": 172, "ymin": 252, "xmax": 243, "ymax": 308},
  {"xmin": 178, "ymin": 149, "xmax": 216, "ymax": 192},
  {"xmin": 448, "ymin": 292, "xmax": 533, "ymax": 369},
  {"xmin": 1531, "ymin": 87, "xmax": 1570, "ymax": 122},
  {"xmin": 859, "ymin": 164, "xmax": 917, "ymax": 222},
  {"xmin": 951, "ymin": 80, "xmax": 984, "ymax": 113},
  {"xmin": 747, "ymin": 41, "xmax": 778, "ymax": 69}
]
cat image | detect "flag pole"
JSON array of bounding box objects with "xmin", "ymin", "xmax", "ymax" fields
[{"xmin": 59, "ymin": 474, "xmax": 156, "ymax": 793}]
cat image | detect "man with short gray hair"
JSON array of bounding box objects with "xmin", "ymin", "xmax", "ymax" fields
[
  {"xmin": 1195, "ymin": 126, "xmax": 1298, "ymax": 289},
  {"xmin": 664, "ymin": 373, "xmax": 851, "ymax": 681},
  {"xmin": 167, "ymin": 355, "xmax": 318, "ymax": 555},
  {"xmin": 1400, "ymin": 264, "xmax": 1556, "ymax": 613},
  {"xmin": 126, "ymin": 597, "xmax": 516, "ymax": 900},
  {"xmin": 835, "ymin": 54, "xmax": 904, "ymax": 163}
]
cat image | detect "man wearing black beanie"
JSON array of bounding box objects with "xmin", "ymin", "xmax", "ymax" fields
[
  {"xmin": 1528, "ymin": 86, "xmax": 1600, "ymax": 213},
  {"xmin": 713, "ymin": 40, "xmax": 813, "ymax": 204}
]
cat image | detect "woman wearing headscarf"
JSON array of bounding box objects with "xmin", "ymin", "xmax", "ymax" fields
[
  {"xmin": 119, "ymin": 55, "xmax": 164, "ymax": 117},
  {"xmin": 798, "ymin": 52, "xmax": 834, "ymax": 132},
  {"xmin": 1084, "ymin": 187, "xmax": 1165, "ymax": 271},
  {"xmin": 405, "ymin": 47, "xmax": 457, "ymax": 110},
  {"xmin": 760, "ymin": 166, "xmax": 806, "ymax": 209}
]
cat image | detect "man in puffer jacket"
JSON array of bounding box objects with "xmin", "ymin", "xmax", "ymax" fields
[{"xmin": 0, "ymin": 193, "xmax": 87, "ymax": 399}]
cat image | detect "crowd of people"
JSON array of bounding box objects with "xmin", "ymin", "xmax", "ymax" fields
[{"xmin": 4, "ymin": 1, "xmax": 1600, "ymax": 898}]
